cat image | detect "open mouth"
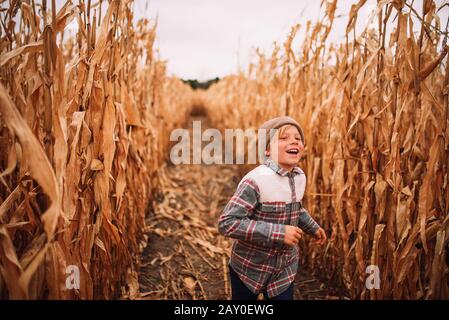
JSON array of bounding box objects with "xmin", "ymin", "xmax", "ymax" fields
[{"xmin": 286, "ymin": 148, "xmax": 299, "ymax": 155}]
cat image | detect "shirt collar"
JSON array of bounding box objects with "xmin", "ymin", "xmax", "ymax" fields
[{"xmin": 264, "ymin": 158, "xmax": 303, "ymax": 177}]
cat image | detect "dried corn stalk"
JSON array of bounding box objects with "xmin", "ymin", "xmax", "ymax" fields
[
  {"xmin": 201, "ymin": 0, "xmax": 449, "ymax": 299},
  {"xmin": 0, "ymin": 0, "xmax": 194, "ymax": 299}
]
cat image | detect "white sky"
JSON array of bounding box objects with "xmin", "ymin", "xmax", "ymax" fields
[
  {"xmin": 55, "ymin": 0, "xmax": 449, "ymax": 81},
  {"xmin": 136, "ymin": 0, "xmax": 374, "ymax": 81}
]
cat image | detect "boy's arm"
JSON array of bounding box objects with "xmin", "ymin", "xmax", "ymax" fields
[
  {"xmin": 218, "ymin": 178, "xmax": 285, "ymax": 248},
  {"xmin": 297, "ymin": 206, "xmax": 320, "ymax": 235}
]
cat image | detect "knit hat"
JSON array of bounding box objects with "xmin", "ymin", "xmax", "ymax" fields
[{"xmin": 259, "ymin": 116, "xmax": 305, "ymax": 150}]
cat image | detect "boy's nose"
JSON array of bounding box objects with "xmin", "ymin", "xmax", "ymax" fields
[{"xmin": 290, "ymin": 140, "xmax": 304, "ymax": 149}]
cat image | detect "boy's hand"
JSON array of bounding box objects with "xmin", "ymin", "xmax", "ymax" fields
[
  {"xmin": 283, "ymin": 226, "xmax": 303, "ymax": 246},
  {"xmin": 313, "ymin": 227, "xmax": 327, "ymax": 246}
]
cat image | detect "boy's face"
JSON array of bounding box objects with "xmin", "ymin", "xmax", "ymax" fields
[{"xmin": 266, "ymin": 125, "xmax": 304, "ymax": 171}]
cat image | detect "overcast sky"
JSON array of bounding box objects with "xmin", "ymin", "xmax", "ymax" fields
[
  {"xmin": 136, "ymin": 0, "xmax": 375, "ymax": 81},
  {"xmin": 55, "ymin": 0, "xmax": 448, "ymax": 81}
]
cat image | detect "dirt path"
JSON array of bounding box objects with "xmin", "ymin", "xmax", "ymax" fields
[{"xmin": 137, "ymin": 116, "xmax": 344, "ymax": 300}]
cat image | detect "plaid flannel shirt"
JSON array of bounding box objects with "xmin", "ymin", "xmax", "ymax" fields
[{"xmin": 218, "ymin": 158, "xmax": 320, "ymax": 298}]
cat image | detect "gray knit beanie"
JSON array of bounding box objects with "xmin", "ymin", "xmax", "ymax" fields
[{"xmin": 259, "ymin": 116, "xmax": 305, "ymax": 150}]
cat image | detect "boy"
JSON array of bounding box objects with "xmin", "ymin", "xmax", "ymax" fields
[{"xmin": 218, "ymin": 116, "xmax": 327, "ymax": 300}]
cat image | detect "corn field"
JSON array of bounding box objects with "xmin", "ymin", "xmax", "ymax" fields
[
  {"xmin": 1, "ymin": 0, "xmax": 448, "ymax": 300},
  {"xmin": 202, "ymin": 0, "xmax": 449, "ymax": 299},
  {"xmin": 0, "ymin": 0, "xmax": 195, "ymax": 299}
]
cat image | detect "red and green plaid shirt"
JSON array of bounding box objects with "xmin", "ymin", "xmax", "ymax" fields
[{"xmin": 218, "ymin": 159, "xmax": 320, "ymax": 298}]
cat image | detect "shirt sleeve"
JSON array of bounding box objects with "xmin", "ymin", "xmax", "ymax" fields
[
  {"xmin": 297, "ymin": 206, "xmax": 320, "ymax": 235},
  {"xmin": 218, "ymin": 178, "xmax": 286, "ymax": 248}
]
